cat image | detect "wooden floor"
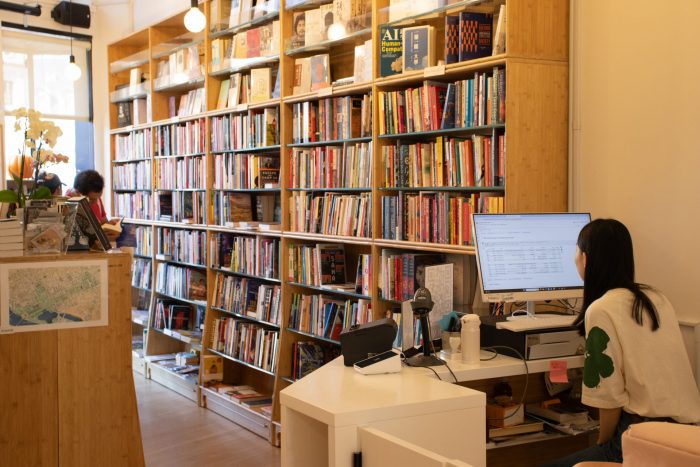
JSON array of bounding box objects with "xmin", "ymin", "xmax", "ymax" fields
[{"xmin": 134, "ymin": 374, "xmax": 281, "ymax": 467}]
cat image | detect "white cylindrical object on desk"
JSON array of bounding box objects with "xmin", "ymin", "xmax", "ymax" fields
[{"xmin": 461, "ymin": 314, "xmax": 481, "ymax": 364}]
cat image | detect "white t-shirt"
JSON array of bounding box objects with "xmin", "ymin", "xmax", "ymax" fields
[{"xmin": 582, "ymin": 288, "xmax": 700, "ymax": 423}]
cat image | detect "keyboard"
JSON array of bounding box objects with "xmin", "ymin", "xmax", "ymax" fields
[{"xmin": 496, "ymin": 314, "xmax": 577, "ymax": 332}]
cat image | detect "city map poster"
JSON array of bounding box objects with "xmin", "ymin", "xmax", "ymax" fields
[{"xmin": 0, "ymin": 259, "xmax": 109, "ymax": 333}]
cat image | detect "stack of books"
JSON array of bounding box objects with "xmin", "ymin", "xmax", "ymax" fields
[{"xmin": 0, "ymin": 218, "xmax": 24, "ymax": 257}]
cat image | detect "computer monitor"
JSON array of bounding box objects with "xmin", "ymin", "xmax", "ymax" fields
[{"xmin": 472, "ymin": 213, "xmax": 591, "ymax": 316}]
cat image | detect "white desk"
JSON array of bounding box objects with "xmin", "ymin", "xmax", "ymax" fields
[{"xmin": 280, "ymin": 352, "xmax": 585, "ymax": 467}]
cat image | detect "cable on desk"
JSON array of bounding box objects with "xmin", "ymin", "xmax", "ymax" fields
[{"xmin": 481, "ymin": 345, "xmax": 530, "ymax": 423}]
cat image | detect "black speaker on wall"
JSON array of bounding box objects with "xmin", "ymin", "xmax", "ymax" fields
[{"xmin": 51, "ymin": 1, "xmax": 91, "ymax": 29}]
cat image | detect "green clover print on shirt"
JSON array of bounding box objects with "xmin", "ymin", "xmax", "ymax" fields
[{"xmin": 584, "ymin": 326, "xmax": 615, "ymax": 388}]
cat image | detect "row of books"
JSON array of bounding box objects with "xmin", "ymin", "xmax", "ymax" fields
[
  {"xmin": 156, "ymin": 155, "xmax": 205, "ymax": 190},
  {"xmin": 289, "ymin": 0, "xmax": 368, "ymax": 49},
  {"xmin": 153, "ymin": 299, "xmax": 196, "ymax": 332},
  {"xmin": 213, "ymin": 153, "xmax": 279, "ymax": 190},
  {"xmin": 203, "ymin": 382, "xmax": 273, "ymax": 417},
  {"xmin": 155, "ymin": 263, "xmax": 207, "ymax": 303},
  {"xmin": 211, "ymin": 21, "xmax": 279, "ymax": 67},
  {"xmin": 383, "ymin": 134, "xmax": 505, "ymax": 188},
  {"xmin": 115, "ymin": 129, "xmax": 152, "ymax": 161},
  {"xmin": 290, "ymin": 341, "xmax": 339, "ymax": 381},
  {"xmin": 211, "ymin": 233, "xmax": 280, "ymax": 280},
  {"xmin": 381, "ymin": 192, "xmax": 504, "ymax": 245},
  {"xmin": 288, "ymin": 192, "xmax": 371, "ymax": 237},
  {"xmin": 288, "ymin": 246, "xmax": 371, "ymax": 295},
  {"xmin": 289, "ymin": 143, "xmax": 372, "ymax": 189},
  {"xmin": 155, "ymin": 118, "xmax": 206, "ymax": 157},
  {"xmin": 157, "ymin": 227, "xmax": 206, "ymax": 266},
  {"xmin": 210, "ymin": 318, "xmax": 279, "ymax": 372},
  {"xmin": 379, "ymin": 9, "xmax": 504, "ymax": 77},
  {"xmin": 168, "ymin": 88, "xmax": 206, "ymax": 119},
  {"xmin": 291, "ymin": 95, "xmax": 371, "ymax": 144},
  {"xmin": 155, "ymin": 45, "xmax": 203, "ymax": 89},
  {"xmin": 378, "ymin": 251, "xmax": 444, "ymax": 302},
  {"xmin": 216, "ymin": 70, "xmax": 280, "ymax": 110},
  {"xmin": 132, "ymin": 257, "xmax": 151, "ymax": 290},
  {"xmin": 210, "ymin": 108, "xmax": 279, "ymax": 152},
  {"xmin": 378, "ymin": 68, "xmax": 505, "ymax": 135},
  {"xmin": 212, "ymin": 273, "xmax": 282, "ymax": 325},
  {"xmin": 115, "ymin": 192, "xmax": 152, "ymax": 219},
  {"xmin": 292, "ymin": 54, "xmax": 331, "ymax": 95},
  {"xmin": 113, "ymin": 161, "xmax": 152, "ymax": 190},
  {"xmin": 157, "ymin": 191, "xmax": 207, "ymax": 224},
  {"xmin": 289, "ymin": 293, "xmax": 372, "ymax": 339},
  {"xmin": 212, "ymin": 192, "xmax": 278, "ymax": 227},
  {"xmin": 133, "ymin": 225, "xmax": 152, "ymax": 256},
  {"xmin": 220, "ymin": 0, "xmax": 279, "ymax": 30}
]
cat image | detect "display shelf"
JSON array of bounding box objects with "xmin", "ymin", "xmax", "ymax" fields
[
  {"xmin": 149, "ymin": 220, "xmax": 209, "ymax": 231},
  {"xmin": 287, "ymin": 282, "xmax": 370, "ymax": 301},
  {"xmin": 285, "ymin": 0, "xmax": 332, "ymax": 12},
  {"xmin": 110, "ymin": 82, "xmax": 150, "ymax": 103},
  {"xmin": 282, "ymin": 231, "xmax": 371, "ymax": 245},
  {"xmin": 379, "ymin": 124, "xmax": 506, "ymax": 140},
  {"xmin": 154, "ymin": 152, "xmax": 206, "ymax": 159},
  {"xmin": 152, "ymin": 113, "xmax": 207, "ymax": 126},
  {"xmin": 113, "ymin": 188, "xmax": 152, "ymax": 193},
  {"xmin": 153, "ymin": 291, "xmax": 207, "ymax": 308},
  {"xmin": 122, "ymin": 218, "xmax": 156, "ymax": 226},
  {"xmin": 211, "ymin": 187, "xmax": 280, "ymax": 193},
  {"xmin": 210, "ymin": 267, "xmax": 281, "ymax": 284},
  {"xmin": 375, "ymin": 239, "xmax": 476, "ymax": 255},
  {"xmin": 284, "ymin": 28, "xmax": 371, "ymax": 57},
  {"xmin": 113, "ymin": 157, "xmax": 152, "ymax": 164},
  {"xmin": 207, "ymin": 348, "xmax": 276, "ymax": 377},
  {"xmin": 110, "ymin": 49, "xmax": 150, "ymax": 74},
  {"xmin": 283, "ymin": 81, "xmax": 372, "ymax": 104},
  {"xmin": 153, "ymin": 75, "xmax": 205, "ymax": 93},
  {"xmin": 109, "ymin": 122, "xmax": 153, "ymax": 135},
  {"xmin": 200, "ymin": 386, "xmax": 272, "ymax": 439},
  {"xmin": 133, "ymin": 253, "xmax": 152, "ymax": 260},
  {"xmin": 210, "ymin": 306, "xmax": 280, "ymax": 330},
  {"xmin": 286, "ymin": 187, "xmax": 371, "ymax": 193},
  {"xmin": 155, "ymin": 188, "xmax": 207, "ymax": 193},
  {"xmin": 154, "ymin": 257, "xmax": 207, "ymax": 270},
  {"xmin": 209, "ymin": 55, "xmax": 280, "ymax": 78},
  {"xmin": 206, "ymin": 225, "xmax": 283, "ymax": 237},
  {"xmin": 287, "ymin": 136, "xmax": 371, "ymax": 147},
  {"xmin": 380, "ymin": 0, "xmax": 487, "ymax": 27},
  {"xmin": 152, "ymin": 31, "xmax": 204, "ymax": 60},
  {"xmin": 210, "ymin": 145, "xmax": 282, "ymax": 154},
  {"xmin": 210, "ymin": 10, "xmax": 280, "ymax": 39},
  {"xmin": 379, "ymin": 186, "xmax": 505, "ymax": 193},
  {"xmin": 148, "ymin": 361, "xmax": 199, "ymax": 402},
  {"xmin": 206, "ymin": 98, "xmax": 281, "ymax": 117},
  {"xmin": 375, "ymin": 55, "xmax": 507, "ymax": 88},
  {"xmin": 285, "ymin": 327, "xmax": 340, "ymax": 346},
  {"xmin": 150, "ymin": 326, "xmax": 203, "ymax": 346}
]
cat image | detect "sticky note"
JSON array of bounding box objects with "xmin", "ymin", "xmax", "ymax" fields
[{"xmin": 549, "ymin": 360, "xmax": 568, "ymax": 383}]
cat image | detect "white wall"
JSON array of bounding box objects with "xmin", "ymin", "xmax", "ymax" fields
[
  {"xmin": 132, "ymin": 0, "xmax": 189, "ymax": 30},
  {"xmin": 571, "ymin": 0, "xmax": 700, "ymax": 320}
]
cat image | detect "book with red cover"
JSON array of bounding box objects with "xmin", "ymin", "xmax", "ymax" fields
[{"xmin": 246, "ymin": 28, "xmax": 260, "ymax": 58}]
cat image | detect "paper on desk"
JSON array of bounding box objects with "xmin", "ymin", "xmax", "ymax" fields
[{"xmin": 549, "ymin": 360, "xmax": 569, "ymax": 383}]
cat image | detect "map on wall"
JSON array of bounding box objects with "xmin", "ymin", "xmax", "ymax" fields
[{"xmin": 0, "ymin": 259, "xmax": 109, "ymax": 333}]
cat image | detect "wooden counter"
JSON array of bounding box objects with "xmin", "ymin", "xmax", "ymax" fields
[{"xmin": 0, "ymin": 251, "xmax": 144, "ymax": 467}]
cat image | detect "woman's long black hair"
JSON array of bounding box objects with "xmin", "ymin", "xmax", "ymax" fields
[{"xmin": 573, "ymin": 219, "xmax": 660, "ymax": 335}]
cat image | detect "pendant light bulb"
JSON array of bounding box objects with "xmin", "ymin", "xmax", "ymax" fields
[
  {"xmin": 184, "ymin": 0, "xmax": 206, "ymax": 33},
  {"xmin": 66, "ymin": 55, "xmax": 82, "ymax": 81}
]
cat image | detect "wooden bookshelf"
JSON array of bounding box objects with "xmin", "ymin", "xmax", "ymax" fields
[{"xmin": 108, "ymin": 0, "xmax": 569, "ymax": 446}]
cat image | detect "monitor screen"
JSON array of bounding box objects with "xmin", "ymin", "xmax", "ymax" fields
[{"xmin": 472, "ymin": 213, "xmax": 591, "ymax": 303}]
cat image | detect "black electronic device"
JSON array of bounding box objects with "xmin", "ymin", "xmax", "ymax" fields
[
  {"xmin": 339, "ymin": 318, "xmax": 397, "ymax": 366},
  {"xmin": 405, "ymin": 287, "xmax": 443, "ymax": 368},
  {"xmin": 51, "ymin": 1, "xmax": 91, "ymax": 28}
]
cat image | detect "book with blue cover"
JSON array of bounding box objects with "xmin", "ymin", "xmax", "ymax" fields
[
  {"xmin": 444, "ymin": 15, "xmax": 460, "ymax": 64},
  {"xmin": 402, "ymin": 25, "xmax": 435, "ymax": 72},
  {"xmin": 379, "ymin": 25, "xmax": 403, "ymax": 77}
]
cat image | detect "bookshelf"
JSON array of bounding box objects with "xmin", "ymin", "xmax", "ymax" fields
[{"xmin": 108, "ymin": 0, "xmax": 568, "ymax": 446}]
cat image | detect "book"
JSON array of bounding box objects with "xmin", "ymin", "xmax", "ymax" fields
[
  {"xmin": 402, "ymin": 25, "xmax": 435, "ymax": 72},
  {"xmin": 315, "ymin": 244, "xmax": 346, "ymax": 286},
  {"xmin": 117, "ymin": 102, "xmax": 132, "ymax": 127},
  {"xmin": 459, "ymin": 12, "xmax": 493, "ymax": 61},
  {"xmin": 353, "ymin": 39, "xmax": 372, "ymax": 84},
  {"xmin": 132, "ymin": 98, "xmax": 147, "ymax": 125},
  {"xmin": 493, "ymin": 4, "xmax": 506, "ymax": 54},
  {"xmin": 188, "ymin": 270, "xmax": 207, "ymax": 302},
  {"xmin": 526, "ymin": 403, "xmax": 589, "ymax": 425},
  {"xmin": 445, "ymin": 15, "xmax": 460, "ymax": 64},
  {"xmin": 309, "ymin": 54, "xmax": 330, "ymax": 91},
  {"xmin": 217, "ymin": 79, "xmax": 231, "ymax": 109},
  {"xmin": 68, "ymin": 196, "xmax": 111, "ymax": 251},
  {"xmin": 489, "ymin": 418, "xmax": 545, "ymax": 439},
  {"xmin": 379, "ymin": 26, "xmax": 403, "ymax": 77},
  {"xmin": 250, "ymin": 67, "xmax": 271, "ymax": 103},
  {"xmin": 440, "ymin": 83, "xmax": 456, "ymax": 129},
  {"xmin": 304, "ymin": 8, "xmax": 325, "ymax": 46},
  {"xmin": 228, "ymin": 73, "xmax": 242, "ymax": 107},
  {"xmin": 228, "ymin": 0, "xmax": 242, "ymax": 27},
  {"xmin": 246, "ymin": 27, "xmax": 261, "ymax": 58},
  {"xmin": 201, "ymin": 355, "xmax": 224, "ymax": 382},
  {"xmin": 101, "ymin": 218, "xmax": 123, "ymax": 235},
  {"xmin": 292, "ymin": 57, "xmax": 311, "ymax": 95},
  {"xmin": 227, "ymin": 385, "xmax": 263, "ymax": 400},
  {"xmin": 291, "ymin": 12, "xmax": 305, "ymax": 48},
  {"xmin": 259, "ymin": 20, "xmax": 279, "ymax": 56},
  {"xmin": 333, "ymin": 0, "xmax": 368, "ymax": 33}
]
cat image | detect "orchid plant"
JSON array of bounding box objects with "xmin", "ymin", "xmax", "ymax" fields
[{"xmin": 0, "ymin": 108, "xmax": 69, "ymax": 208}]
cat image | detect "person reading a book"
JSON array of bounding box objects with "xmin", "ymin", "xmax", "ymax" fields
[
  {"xmin": 542, "ymin": 219, "xmax": 700, "ymax": 467},
  {"xmin": 66, "ymin": 170, "xmax": 121, "ymax": 240}
]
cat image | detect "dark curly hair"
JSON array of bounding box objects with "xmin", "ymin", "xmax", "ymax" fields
[{"xmin": 73, "ymin": 170, "xmax": 105, "ymax": 195}]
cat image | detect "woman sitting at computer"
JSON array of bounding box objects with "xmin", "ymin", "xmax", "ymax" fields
[{"xmin": 543, "ymin": 219, "xmax": 700, "ymax": 466}]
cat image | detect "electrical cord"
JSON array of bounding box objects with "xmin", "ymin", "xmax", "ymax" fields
[{"xmin": 481, "ymin": 345, "xmax": 530, "ymax": 423}]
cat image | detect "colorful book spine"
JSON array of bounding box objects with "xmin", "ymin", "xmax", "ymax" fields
[
  {"xmin": 115, "ymin": 192, "xmax": 152, "ymax": 219},
  {"xmin": 156, "ymin": 156, "xmax": 205, "ymax": 190},
  {"xmin": 444, "ymin": 16, "xmax": 460, "ymax": 64},
  {"xmin": 292, "ymin": 96, "xmax": 371, "ymax": 143},
  {"xmin": 459, "ymin": 12, "xmax": 493, "ymax": 61},
  {"xmin": 288, "ymin": 142, "xmax": 372, "ymax": 189},
  {"xmin": 115, "ymin": 128, "xmax": 152, "ymax": 161},
  {"xmin": 210, "ymin": 108, "xmax": 280, "ymax": 152},
  {"xmin": 157, "ymin": 227, "xmax": 206, "ymax": 266},
  {"xmin": 210, "ymin": 318, "xmax": 279, "ymax": 371},
  {"xmin": 113, "ymin": 160, "xmax": 151, "ymax": 190},
  {"xmin": 155, "ymin": 118, "xmax": 206, "ymax": 156},
  {"xmin": 288, "ymin": 192, "xmax": 371, "ymax": 237}
]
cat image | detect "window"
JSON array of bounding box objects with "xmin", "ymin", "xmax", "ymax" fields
[{"xmin": 2, "ymin": 28, "xmax": 93, "ymax": 188}]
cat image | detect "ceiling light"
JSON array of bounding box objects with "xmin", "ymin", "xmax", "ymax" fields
[{"xmin": 184, "ymin": 0, "xmax": 206, "ymax": 33}]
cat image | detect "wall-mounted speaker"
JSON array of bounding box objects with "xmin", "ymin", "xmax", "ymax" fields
[{"xmin": 51, "ymin": 2, "xmax": 91, "ymax": 29}]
